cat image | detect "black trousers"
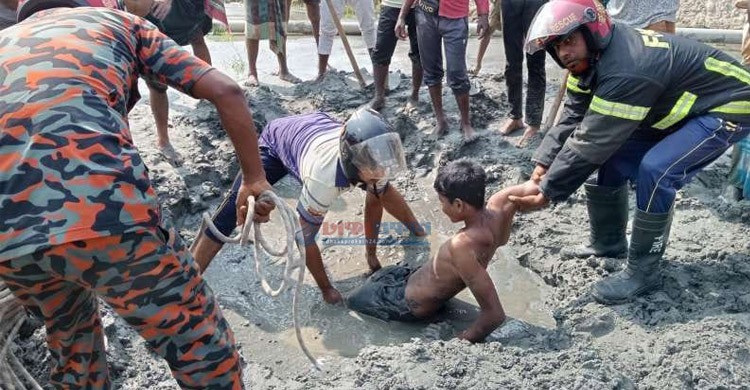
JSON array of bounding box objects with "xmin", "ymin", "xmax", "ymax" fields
[{"xmin": 502, "ymin": 0, "xmax": 547, "ymax": 127}]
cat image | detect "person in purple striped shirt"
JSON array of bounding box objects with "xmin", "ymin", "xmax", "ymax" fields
[{"xmin": 191, "ymin": 108, "xmax": 427, "ymax": 304}]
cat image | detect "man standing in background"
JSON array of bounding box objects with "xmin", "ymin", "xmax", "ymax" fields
[
  {"xmin": 497, "ymin": 0, "xmax": 548, "ymax": 147},
  {"xmin": 369, "ymin": 0, "xmax": 422, "ymax": 111},
  {"xmin": 317, "ymin": 0, "xmax": 376, "ymax": 81},
  {"xmin": 397, "ymin": 0, "xmax": 490, "ymax": 141}
]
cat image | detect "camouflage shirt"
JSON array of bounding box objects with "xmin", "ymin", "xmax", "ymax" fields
[{"xmin": 0, "ymin": 7, "xmax": 213, "ymax": 261}]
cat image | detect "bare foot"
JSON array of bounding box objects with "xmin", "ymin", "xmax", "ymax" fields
[
  {"xmin": 158, "ymin": 143, "xmax": 183, "ymax": 167},
  {"xmin": 406, "ymin": 94, "xmax": 419, "ymax": 109},
  {"xmin": 499, "ymin": 118, "xmax": 524, "ymax": 135},
  {"xmin": 369, "ymin": 96, "xmax": 385, "ymax": 111},
  {"xmin": 243, "ymin": 74, "xmax": 259, "ymax": 87},
  {"xmin": 462, "ymin": 124, "xmax": 478, "ymax": 143},
  {"xmin": 276, "ymin": 71, "xmax": 302, "ymax": 84},
  {"xmin": 434, "ymin": 119, "xmax": 449, "ymax": 137},
  {"xmin": 469, "ymin": 65, "xmax": 481, "ymax": 75},
  {"xmin": 314, "ymin": 72, "xmax": 326, "ymax": 83},
  {"xmin": 516, "ymin": 125, "xmax": 539, "ymax": 147},
  {"xmin": 322, "ymin": 287, "xmax": 343, "ymax": 305}
]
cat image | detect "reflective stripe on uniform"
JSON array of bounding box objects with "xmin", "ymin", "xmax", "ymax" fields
[
  {"xmin": 653, "ymin": 91, "xmax": 698, "ymax": 129},
  {"xmin": 710, "ymin": 101, "xmax": 750, "ymax": 115},
  {"xmin": 703, "ymin": 58, "xmax": 750, "ymax": 115},
  {"xmin": 705, "ymin": 57, "xmax": 750, "ymax": 85},
  {"xmin": 589, "ymin": 96, "xmax": 650, "ymax": 121},
  {"xmin": 566, "ymin": 75, "xmax": 591, "ymax": 94}
]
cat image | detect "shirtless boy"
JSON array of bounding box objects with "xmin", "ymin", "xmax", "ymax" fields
[{"xmin": 347, "ymin": 159, "xmax": 536, "ymax": 342}]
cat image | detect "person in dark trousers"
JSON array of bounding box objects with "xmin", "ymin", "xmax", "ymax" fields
[
  {"xmin": 498, "ymin": 0, "xmax": 547, "ymax": 147},
  {"xmin": 397, "ymin": 0, "xmax": 490, "ymax": 141},
  {"xmin": 510, "ymin": 0, "xmax": 750, "ymax": 305},
  {"xmin": 369, "ymin": 0, "xmax": 422, "ymax": 111}
]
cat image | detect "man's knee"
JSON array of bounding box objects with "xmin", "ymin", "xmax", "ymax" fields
[
  {"xmin": 371, "ymin": 46, "xmax": 392, "ymax": 66},
  {"xmin": 447, "ymin": 72, "xmax": 470, "ymax": 94},
  {"xmin": 423, "ymin": 72, "xmax": 443, "ymax": 88}
]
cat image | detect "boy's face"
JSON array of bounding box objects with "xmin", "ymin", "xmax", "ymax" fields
[{"xmin": 438, "ymin": 194, "xmax": 461, "ymax": 223}]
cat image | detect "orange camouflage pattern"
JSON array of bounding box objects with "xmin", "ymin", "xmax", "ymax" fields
[
  {"xmin": 0, "ymin": 227, "xmax": 243, "ymax": 389},
  {"xmin": 0, "ymin": 7, "xmax": 244, "ymax": 389},
  {"xmin": 0, "ymin": 7, "xmax": 212, "ymax": 261}
]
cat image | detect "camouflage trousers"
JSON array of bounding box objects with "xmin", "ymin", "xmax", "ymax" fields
[{"xmin": 0, "ymin": 226, "xmax": 243, "ymax": 389}]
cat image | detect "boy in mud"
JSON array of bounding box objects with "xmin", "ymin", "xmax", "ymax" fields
[{"xmin": 347, "ymin": 159, "xmax": 536, "ymax": 342}]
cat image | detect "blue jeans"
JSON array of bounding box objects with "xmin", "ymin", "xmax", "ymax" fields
[
  {"xmin": 597, "ymin": 115, "xmax": 750, "ymax": 213},
  {"xmin": 415, "ymin": 9, "xmax": 470, "ymax": 94}
]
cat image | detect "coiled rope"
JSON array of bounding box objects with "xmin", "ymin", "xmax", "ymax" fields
[
  {"xmin": 0, "ymin": 282, "xmax": 43, "ymax": 390},
  {"xmin": 198, "ymin": 190, "xmax": 322, "ymax": 371}
]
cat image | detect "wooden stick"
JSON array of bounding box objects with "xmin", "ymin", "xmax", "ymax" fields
[
  {"xmin": 542, "ymin": 70, "xmax": 569, "ymax": 133},
  {"xmin": 323, "ymin": 0, "xmax": 367, "ymax": 88}
]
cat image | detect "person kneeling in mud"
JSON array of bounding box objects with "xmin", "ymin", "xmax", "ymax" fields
[
  {"xmin": 192, "ymin": 108, "xmax": 426, "ymax": 304},
  {"xmin": 347, "ymin": 159, "xmax": 537, "ymax": 342}
]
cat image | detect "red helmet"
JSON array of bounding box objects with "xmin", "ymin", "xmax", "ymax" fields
[
  {"xmin": 524, "ymin": 0, "xmax": 612, "ymax": 55},
  {"xmin": 17, "ymin": 0, "xmax": 124, "ymax": 22}
]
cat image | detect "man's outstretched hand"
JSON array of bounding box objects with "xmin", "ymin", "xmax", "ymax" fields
[{"xmin": 507, "ymin": 180, "xmax": 550, "ymax": 211}]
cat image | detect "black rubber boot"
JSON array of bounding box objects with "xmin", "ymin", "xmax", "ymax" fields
[
  {"xmin": 562, "ymin": 184, "xmax": 629, "ymax": 259},
  {"xmin": 592, "ymin": 209, "xmax": 673, "ymax": 305}
]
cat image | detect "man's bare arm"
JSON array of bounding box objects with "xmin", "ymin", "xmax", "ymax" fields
[
  {"xmin": 379, "ymin": 185, "xmax": 427, "ymax": 236},
  {"xmin": 191, "ymin": 70, "xmax": 271, "ymax": 222},
  {"xmin": 364, "ymin": 191, "xmax": 384, "ymax": 272},
  {"xmin": 451, "ymin": 238, "xmax": 506, "ymax": 342},
  {"xmin": 299, "ymin": 217, "xmax": 343, "ymax": 304}
]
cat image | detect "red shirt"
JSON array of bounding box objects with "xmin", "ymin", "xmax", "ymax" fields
[{"xmin": 439, "ymin": 0, "xmax": 489, "ymax": 19}]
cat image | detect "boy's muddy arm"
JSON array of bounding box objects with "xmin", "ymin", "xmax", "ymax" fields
[
  {"xmin": 364, "ymin": 191, "xmax": 384, "ymax": 272},
  {"xmin": 487, "ymin": 181, "xmax": 542, "ymax": 245},
  {"xmin": 452, "ymin": 241, "xmax": 506, "ymax": 342}
]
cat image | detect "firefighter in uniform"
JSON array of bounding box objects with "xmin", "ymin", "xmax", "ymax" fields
[{"xmin": 508, "ymin": 0, "xmax": 750, "ymax": 304}]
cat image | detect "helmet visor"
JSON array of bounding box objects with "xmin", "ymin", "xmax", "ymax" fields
[
  {"xmin": 349, "ymin": 133, "xmax": 406, "ymax": 181},
  {"xmin": 525, "ymin": 1, "xmax": 595, "ymax": 54}
]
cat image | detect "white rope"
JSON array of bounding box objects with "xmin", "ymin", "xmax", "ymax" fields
[
  {"xmin": 0, "ymin": 282, "xmax": 41, "ymax": 390},
  {"xmin": 198, "ymin": 190, "xmax": 323, "ymax": 371}
]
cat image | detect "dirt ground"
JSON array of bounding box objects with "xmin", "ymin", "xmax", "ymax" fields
[{"xmin": 7, "ymin": 39, "xmax": 750, "ymax": 389}]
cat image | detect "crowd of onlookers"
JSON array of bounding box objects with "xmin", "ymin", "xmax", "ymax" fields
[{"xmin": 0, "ymin": 0, "xmax": 746, "ymax": 195}]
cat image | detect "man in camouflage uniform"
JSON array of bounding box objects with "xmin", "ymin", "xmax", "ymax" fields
[{"xmin": 0, "ymin": 0, "xmax": 272, "ymax": 387}]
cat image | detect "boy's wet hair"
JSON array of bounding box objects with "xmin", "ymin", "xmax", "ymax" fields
[{"xmin": 434, "ymin": 159, "xmax": 486, "ymax": 209}]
